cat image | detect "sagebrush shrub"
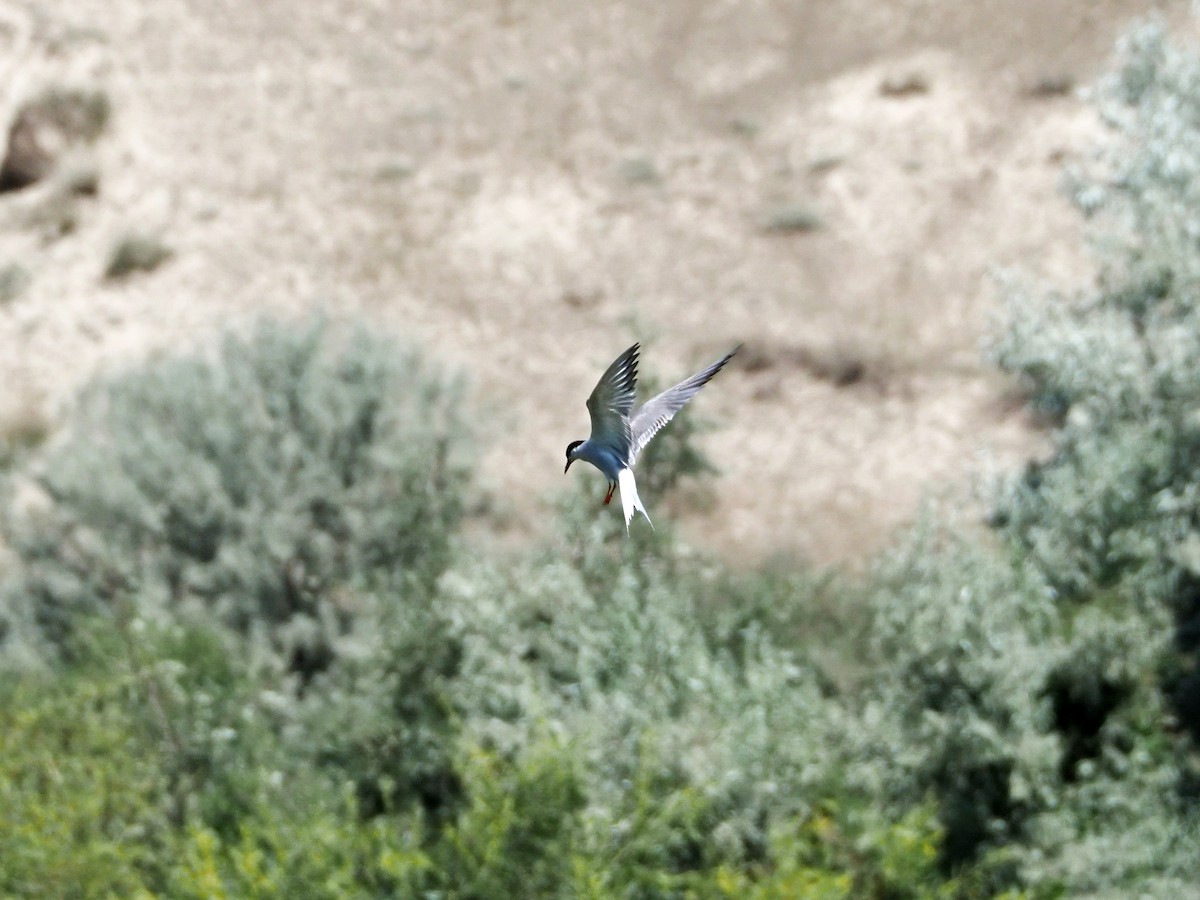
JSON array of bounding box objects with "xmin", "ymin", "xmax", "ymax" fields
[
  {"xmin": 0, "ymin": 317, "xmax": 473, "ymax": 675},
  {"xmin": 975, "ymin": 19, "xmax": 1200, "ymax": 892},
  {"xmin": 863, "ymin": 517, "xmax": 1062, "ymax": 870},
  {"xmin": 823, "ymin": 27, "xmax": 1200, "ymax": 894},
  {"xmin": 991, "ymin": 21, "xmax": 1200, "ymax": 614}
]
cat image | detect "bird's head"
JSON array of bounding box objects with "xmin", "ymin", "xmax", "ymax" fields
[{"xmin": 564, "ymin": 440, "xmax": 584, "ymax": 473}]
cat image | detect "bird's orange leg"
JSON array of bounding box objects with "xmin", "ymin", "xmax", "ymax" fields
[{"xmin": 603, "ymin": 483, "xmax": 616, "ymax": 505}]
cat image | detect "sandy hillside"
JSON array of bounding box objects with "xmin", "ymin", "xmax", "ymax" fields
[{"xmin": 0, "ymin": 0, "xmax": 1193, "ymax": 565}]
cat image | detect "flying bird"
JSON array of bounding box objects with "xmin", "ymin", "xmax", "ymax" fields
[{"xmin": 564, "ymin": 342, "xmax": 739, "ymax": 529}]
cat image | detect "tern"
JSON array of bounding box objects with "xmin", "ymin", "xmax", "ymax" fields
[{"xmin": 564, "ymin": 342, "xmax": 739, "ymax": 529}]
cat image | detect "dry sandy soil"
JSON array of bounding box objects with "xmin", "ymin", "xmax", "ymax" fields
[{"xmin": 0, "ymin": 0, "xmax": 1193, "ymax": 565}]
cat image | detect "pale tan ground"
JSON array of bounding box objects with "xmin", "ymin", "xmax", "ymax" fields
[{"xmin": 0, "ymin": 1, "xmax": 1192, "ymax": 565}]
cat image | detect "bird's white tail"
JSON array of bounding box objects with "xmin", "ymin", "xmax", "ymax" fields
[{"xmin": 618, "ymin": 468, "xmax": 653, "ymax": 530}]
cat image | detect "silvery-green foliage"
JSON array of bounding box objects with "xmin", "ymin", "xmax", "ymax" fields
[
  {"xmin": 427, "ymin": 528, "xmax": 850, "ymax": 868},
  {"xmin": 865, "ymin": 518, "xmax": 1062, "ymax": 867},
  {"xmin": 1023, "ymin": 752, "xmax": 1199, "ymax": 898},
  {"xmin": 1092, "ymin": 23, "xmax": 1200, "ymax": 296},
  {"xmin": 0, "ymin": 318, "xmax": 472, "ymax": 674},
  {"xmin": 981, "ymin": 19, "xmax": 1200, "ymax": 892},
  {"xmin": 990, "ymin": 17, "xmax": 1200, "ymax": 666},
  {"xmin": 282, "ymin": 463, "xmax": 859, "ymax": 865},
  {"xmin": 292, "ymin": 588, "xmax": 466, "ymax": 819},
  {"xmin": 991, "ymin": 22, "xmax": 1200, "ymax": 608},
  {"xmin": 863, "ymin": 514, "xmax": 1189, "ymax": 892}
]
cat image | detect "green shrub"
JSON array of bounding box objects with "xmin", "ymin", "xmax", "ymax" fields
[
  {"xmin": 708, "ymin": 802, "xmax": 955, "ymax": 900},
  {"xmin": 431, "ymin": 739, "xmax": 584, "ymax": 898},
  {"xmin": 0, "ymin": 618, "xmax": 441, "ymax": 898},
  {"xmin": 1, "ymin": 317, "xmax": 473, "ymax": 675},
  {"xmin": 990, "ymin": 20, "xmax": 1200, "ymax": 612},
  {"xmin": 295, "ymin": 592, "xmax": 466, "ymax": 821},
  {"xmin": 857, "ymin": 510, "xmax": 1194, "ymax": 895},
  {"xmin": 432, "ymin": 537, "xmax": 855, "ymax": 875},
  {"xmin": 0, "ymin": 348, "xmax": 1035, "ymax": 898},
  {"xmin": 165, "ymin": 788, "xmax": 432, "ymax": 900},
  {"xmin": 972, "ymin": 19, "xmax": 1200, "ymax": 893},
  {"xmin": 0, "ymin": 665, "xmax": 167, "ymax": 897},
  {"xmin": 990, "ymin": 13, "xmax": 1200, "ymax": 745},
  {"xmin": 864, "ymin": 518, "xmax": 1062, "ymax": 872}
]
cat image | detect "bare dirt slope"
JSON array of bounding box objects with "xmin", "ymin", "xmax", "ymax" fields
[{"xmin": 0, "ymin": 0, "xmax": 1191, "ymax": 564}]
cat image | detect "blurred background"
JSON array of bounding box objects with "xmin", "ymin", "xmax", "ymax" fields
[
  {"xmin": 0, "ymin": 0, "xmax": 1189, "ymax": 563},
  {"xmin": 3, "ymin": 2, "xmax": 1200, "ymax": 897}
]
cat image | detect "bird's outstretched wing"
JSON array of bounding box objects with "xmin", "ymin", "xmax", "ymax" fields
[
  {"xmin": 629, "ymin": 346, "xmax": 738, "ymax": 462},
  {"xmin": 586, "ymin": 343, "xmax": 640, "ymax": 453}
]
